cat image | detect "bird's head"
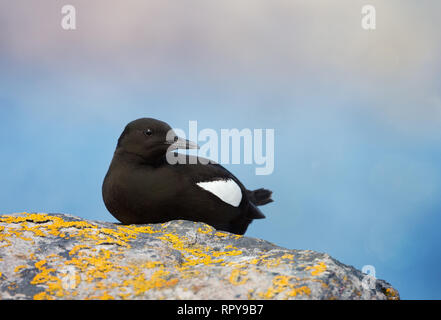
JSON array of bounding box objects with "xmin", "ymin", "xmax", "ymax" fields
[{"xmin": 115, "ymin": 118, "xmax": 199, "ymax": 162}]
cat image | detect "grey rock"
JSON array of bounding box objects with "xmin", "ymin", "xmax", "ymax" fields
[{"xmin": 0, "ymin": 212, "xmax": 399, "ymax": 300}]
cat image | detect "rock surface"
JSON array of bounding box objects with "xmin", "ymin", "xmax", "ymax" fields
[{"xmin": 0, "ymin": 212, "xmax": 399, "ymax": 300}]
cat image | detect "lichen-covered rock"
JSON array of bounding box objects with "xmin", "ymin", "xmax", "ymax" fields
[{"xmin": 0, "ymin": 212, "xmax": 399, "ymax": 300}]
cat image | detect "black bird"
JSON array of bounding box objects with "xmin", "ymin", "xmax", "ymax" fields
[{"xmin": 102, "ymin": 118, "xmax": 273, "ymax": 235}]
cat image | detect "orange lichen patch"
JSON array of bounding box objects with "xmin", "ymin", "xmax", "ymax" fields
[
  {"xmin": 182, "ymin": 254, "xmax": 224, "ymax": 267},
  {"xmin": 45, "ymin": 254, "xmax": 63, "ymax": 261},
  {"xmin": 252, "ymin": 253, "xmax": 294, "ymax": 269},
  {"xmin": 28, "ymin": 253, "xmax": 36, "ymax": 260},
  {"xmin": 212, "ymin": 246, "xmax": 242, "ymax": 258},
  {"xmin": 123, "ymin": 225, "xmax": 159, "ymax": 234},
  {"xmin": 287, "ymin": 286, "xmax": 311, "ymax": 297},
  {"xmin": 118, "ymin": 291, "xmax": 132, "ymax": 299},
  {"xmin": 7, "ymin": 282, "xmax": 18, "ymax": 291},
  {"xmin": 258, "ymin": 276, "xmax": 288, "ymax": 299},
  {"xmin": 35, "ymin": 259, "xmax": 47, "ymax": 269},
  {"xmin": 64, "ymin": 248, "xmax": 124, "ymax": 283},
  {"xmin": 247, "ymin": 258, "xmax": 260, "ymax": 265},
  {"xmin": 384, "ymin": 288, "xmax": 399, "ymax": 300},
  {"xmin": 0, "ymin": 213, "xmax": 136, "ymax": 299},
  {"xmin": 247, "ymin": 289, "xmax": 256, "ymax": 299},
  {"xmin": 197, "ymin": 225, "xmax": 214, "ymax": 234},
  {"xmin": 1, "ymin": 213, "xmax": 214, "ymax": 299},
  {"xmin": 229, "ymin": 268, "xmax": 248, "ymax": 285},
  {"xmin": 93, "ymin": 227, "xmax": 139, "ymax": 247},
  {"xmin": 64, "ymin": 251, "xmax": 174, "ymax": 298},
  {"xmin": 214, "ymin": 231, "xmax": 228, "ymax": 237},
  {"xmin": 87, "ymin": 291, "xmax": 115, "ymax": 300},
  {"xmin": 156, "ymin": 232, "xmax": 243, "ymax": 268},
  {"xmin": 123, "ymin": 268, "xmax": 179, "ymax": 296},
  {"xmin": 0, "ymin": 213, "xmax": 97, "ymax": 245},
  {"xmin": 142, "ymin": 261, "xmax": 163, "ymax": 269},
  {"xmin": 301, "ymin": 277, "xmax": 328, "ymax": 287},
  {"xmin": 240, "ymin": 253, "xmax": 291, "ymax": 269},
  {"xmin": 305, "ymin": 262, "xmax": 327, "ymax": 276},
  {"xmin": 177, "ymin": 269, "xmax": 201, "ymax": 279},
  {"xmin": 92, "ymin": 281, "xmax": 111, "ymax": 292},
  {"xmin": 0, "ymin": 213, "xmax": 52, "ymax": 224},
  {"xmin": 14, "ymin": 265, "xmax": 28, "ymax": 273},
  {"xmin": 33, "ymin": 291, "xmax": 54, "ymax": 300},
  {"xmin": 31, "ymin": 258, "xmax": 65, "ymax": 299},
  {"xmin": 226, "ymin": 252, "xmax": 293, "ymax": 273},
  {"xmin": 262, "ymin": 257, "xmax": 282, "ymax": 268},
  {"xmin": 0, "ymin": 222, "xmax": 33, "ymax": 246},
  {"xmin": 157, "ymin": 233, "xmax": 185, "ymax": 250},
  {"xmin": 19, "ymin": 222, "xmax": 48, "ymax": 238},
  {"xmin": 85, "ymin": 252, "xmax": 118, "ymax": 280},
  {"xmin": 69, "ymin": 245, "xmax": 91, "ymax": 256},
  {"xmin": 257, "ymin": 275, "xmax": 311, "ymax": 299},
  {"xmin": 2, "ymin": 212, "xmax": 327, "ymax": 300},
  {"xmin": 0, "ymin": 212, "xmax": 159, "ymax": 250},
  {"xmin": 30, "ymin": 247, "xmax": 129, "ymax": 299}
]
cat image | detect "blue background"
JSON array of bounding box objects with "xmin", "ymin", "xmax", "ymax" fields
[{"xmin": 1, "ymin": 1, "xmax": 440, "ymax": 299}]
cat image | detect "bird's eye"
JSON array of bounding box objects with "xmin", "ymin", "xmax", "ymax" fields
[
  {"xmin": 144, "ymin": 129, "xmax": 153, "ymax": 136},
  {"xmin": 173, "ymin": 136, "xmax": 179, "ymax": 142}
]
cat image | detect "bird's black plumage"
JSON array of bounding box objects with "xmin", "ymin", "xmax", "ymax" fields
[{"xmin": 102, "ymin": 118, "xmax": 273, "ymax": 235}]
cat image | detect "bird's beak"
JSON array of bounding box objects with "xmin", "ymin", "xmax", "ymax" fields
[{"xmin": 165, "ymin": 136, "xmax": 200, "ymax": 150}]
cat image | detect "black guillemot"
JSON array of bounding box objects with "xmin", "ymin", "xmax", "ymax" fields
[{"xmin": 102, "ymin": 118, "xmax": 273, "ymax": 235}]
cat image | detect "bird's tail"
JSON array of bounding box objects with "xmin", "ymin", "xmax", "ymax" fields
[{"xmin": 247, "ymin": 188, "xmax": 273, "ymax": 206}]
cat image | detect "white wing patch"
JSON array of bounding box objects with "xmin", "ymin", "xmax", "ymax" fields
[{"xmin": 196, "ymin": 179, "xmax": 242, "ymax": 207}]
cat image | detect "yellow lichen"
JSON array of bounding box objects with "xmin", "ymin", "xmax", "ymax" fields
[
  {"xmin": 124, "ymin": 268, "xmax": 179, "ymax": 295},
  {"xmin": 33, "ymin": 291, "xmax": 53, "ymax": 300},
  {"xmin": 69, "ymin": 245, "xmax": 90, "ymax": 256},
  {"xmin": 1, "ymin": 212, "xmax": 324, "ymax": 300},
  {"xmin": 14, "ymin": 265, "xmax": 28, "ymax": 273},
  {"xmin": 385, "ymin": 288, "xmax": 399, "ymax": 300},
  {"xmin": 287, "ymin": 286, "xmax": 311, "ymax": 297},
  {"xmin": 197, "ymin": 225, "xmax": 213, "ymax": 234},
  {"xmin": 257, "ymin": 275, "xmax": 311, "ymax": 299},
  {"xmin": 156, "ymin": 232, "xmax": 241, "ymax": 268},
  {"xmin": 87, "ymin": 291, "xmax": 115, "ymax": 300},
  {"xmin": 214, "ymin": 232, "xmax": 228, "ymax": 237},
  {"xmin": 229, "ymin": 269, "xmax": 248, "ymax": 285},
  {"xmin": 305, "ymin": 262, "xmax": 327, "ymax": 276}
]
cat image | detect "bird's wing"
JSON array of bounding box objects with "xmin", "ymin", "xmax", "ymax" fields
[{"xmin": 168, "ymin": 154, "xmax": 249, "ymax": 207}]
